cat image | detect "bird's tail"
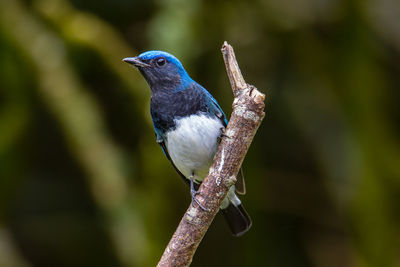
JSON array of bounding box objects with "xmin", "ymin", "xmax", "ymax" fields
[{"xmin": 220, "ymin": 186, "xmax": 252, "ymax": 236}]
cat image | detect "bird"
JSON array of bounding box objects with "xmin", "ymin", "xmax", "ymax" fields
[{"xmin": 123, "ymin": 51, "xmax": 251, "ymax": 236}]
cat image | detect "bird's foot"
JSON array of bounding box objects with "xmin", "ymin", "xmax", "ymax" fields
[
  {"xmin": 190, "ymin": 189, "xmax": 207, "ymax": 211},
  {"xmin": 190, "ymin": 175, "xmax": 206, "ymax": 211},
  {"xmin": 218, "ymin": 127, "xmax": 231, "ymax": 143}
]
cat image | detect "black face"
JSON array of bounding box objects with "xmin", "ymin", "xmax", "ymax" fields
[
  {"xmin": 139, "ymin": 56, "xmax": 167, "ymax": 69},
  {"xmin": 136, "ymin": 56, "xmax": 183, "ymax": 91}
]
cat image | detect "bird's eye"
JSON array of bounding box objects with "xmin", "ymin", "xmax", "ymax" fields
[{"xmin": 156, "ymin": 57, "xmax": 166, "ymax": 67}]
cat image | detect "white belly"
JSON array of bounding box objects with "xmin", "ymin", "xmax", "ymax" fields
[{"xmin": 166, "ymin": 114, "xmax": 223, "ymax": 182}]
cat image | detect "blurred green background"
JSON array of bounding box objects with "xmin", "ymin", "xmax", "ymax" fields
[{"xmin": 1, "ymin": 0, "xmax": 400, "ymax": 266}]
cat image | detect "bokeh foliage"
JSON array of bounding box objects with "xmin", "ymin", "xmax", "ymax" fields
[{"xmin": 0, "ymin": 0, "xmax": 399, "ymax": 266}]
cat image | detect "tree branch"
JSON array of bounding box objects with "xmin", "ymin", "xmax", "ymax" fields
[{"xmin": 157, "ymin": 42, "xmax": 266, "ymax": 267}]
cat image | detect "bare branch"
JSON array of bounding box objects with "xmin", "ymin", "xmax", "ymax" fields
[{"xmin": 157, "ymin": 42, "xmax": 266, "ymax": 267}]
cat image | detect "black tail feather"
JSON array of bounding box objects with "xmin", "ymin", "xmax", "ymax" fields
[{"xmin": 221, "ymin": 203, "xmax": 252, "ymax": 237}]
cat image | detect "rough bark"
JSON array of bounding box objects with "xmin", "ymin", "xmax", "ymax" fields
[{"xmin": 157, "ymin": 42, "xmax": 266, "ymax": 267}]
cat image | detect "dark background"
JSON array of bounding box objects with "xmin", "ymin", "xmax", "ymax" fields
[{"xmin": 1, "ymin": 0, "xmax": 400, "ymax": 266}]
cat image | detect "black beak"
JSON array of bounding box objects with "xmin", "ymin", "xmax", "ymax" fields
[{"xmin": 123, "ymin": 57, "xmax": 151, "ymax": 68}]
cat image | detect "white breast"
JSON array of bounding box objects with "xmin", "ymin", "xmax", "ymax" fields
[{"xmin": 166, "ymin": 113, "xmax": 223, "ymax": 182}]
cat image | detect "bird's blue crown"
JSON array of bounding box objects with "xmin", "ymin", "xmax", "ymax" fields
[
  {"xmin": 138, "ymin": 50, "xmax": 193, "ymax": 92},
  {"xmin": 138, "ymin": 51, "xmax": 183, "ymax": 71}
]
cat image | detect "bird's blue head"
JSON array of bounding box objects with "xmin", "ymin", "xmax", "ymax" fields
[{"xmin": 123, "ymin": 51, "xmax": 193, "ymax": 92}]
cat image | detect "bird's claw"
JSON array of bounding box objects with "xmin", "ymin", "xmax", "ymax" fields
[
  {"xmin": 189, "ymin": 174, "xmax": 207, "ymax": 211},
  {"xmin": 218, "ymin": 127, "xmax": 231, "ymax": 143},
  {"xmin": 190, "ymin": 188, "xmax": 207, "ymax": 211}
]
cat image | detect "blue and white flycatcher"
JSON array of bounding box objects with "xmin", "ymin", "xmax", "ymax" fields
[{"xmin": 123, "ymin": 51, "xmax": 251, "ymax": 236}]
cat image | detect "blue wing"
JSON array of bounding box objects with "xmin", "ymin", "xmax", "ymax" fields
[{"xmin": 197, "ymin": 83, "xmax": 228, "ymax": 127}]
